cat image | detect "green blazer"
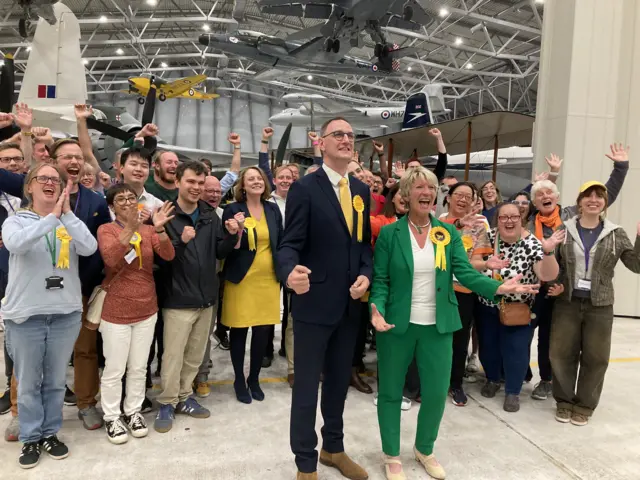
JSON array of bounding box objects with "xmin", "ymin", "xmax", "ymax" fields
[{"xmin": 369, "ymin": 215, "xmax": 501, "ymax": 335}]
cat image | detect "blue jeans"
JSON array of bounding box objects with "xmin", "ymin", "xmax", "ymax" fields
[
  {"xmin": 476, "ymin": 303, "xmax": 531, "ymax": 395},
  {"xmin": 5, "ymin": 312, "xmax": 82, "ymax": 443}
]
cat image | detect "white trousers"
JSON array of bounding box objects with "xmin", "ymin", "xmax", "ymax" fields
[{"xmin": 99, "ymin": 314, "xmax": 157, "ymax": 422}]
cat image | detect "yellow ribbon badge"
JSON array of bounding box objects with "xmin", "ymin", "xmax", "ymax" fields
[
  {"xmin": 244, "ymin": 217, "xmax": 257, "ymax": 251},
  {"xmin": 461, "ymin": 234, "xmax": 474, "ymax": 252},
  {"xmin": 352, "ymin": 195, "xmax": 364, "ymax": 242},
  {"xmin": 429, "ymin": 226, "xmax": 451, "ymax": 271},
  {"xmin": 130, "ymin": 232, "xmax": 143, "ymax": 269},
  {"xmin": 55, "ymin": 227, "xmax": 73, "ymax": 269}
]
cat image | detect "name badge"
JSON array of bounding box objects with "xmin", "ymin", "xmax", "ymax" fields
[
  {"xmin": 125, "ymin": 248, "xmax": 138, "ymax": 264},
  {"xmin": 577, "ymin": 279, "xmax": 591, "ymax": 290}
]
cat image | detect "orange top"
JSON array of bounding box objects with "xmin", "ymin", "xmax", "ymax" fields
[{"xmin": 371, "ymin": 214, "xmax": 397, "ymax": 246}]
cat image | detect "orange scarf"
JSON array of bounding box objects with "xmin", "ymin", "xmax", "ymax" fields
[{"xmin": 534, "ymin": 206, "xmax": 562, "ymax": 240}]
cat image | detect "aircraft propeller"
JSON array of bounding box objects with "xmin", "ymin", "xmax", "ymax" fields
[
  {"xmin": 0, "ymin": 54, "xmax": 19, "ymax": 141},
  {"xmin": 275, "ymin": 123, "xmax": 292, "ymax": 166}
]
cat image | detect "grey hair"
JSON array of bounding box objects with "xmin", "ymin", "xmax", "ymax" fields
[
  {"xmin": 399, "ymin": 166, "xmax": 438, "ymax": 205},
  {"xmin": 531, "ymin": 179, "xmax": 560, "ymax": 199},
  {"xmin": 305, "ymin": 164, "xmax": 320, "ymax": 176}
]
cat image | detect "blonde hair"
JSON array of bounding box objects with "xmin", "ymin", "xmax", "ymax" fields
[
  {"xmin": 23, "ymin": 162, "xmax": 64, "ymax": 207},
  {"xmin": 274, "ymin": 165, "xmax": 294, "ymax": 178},
  {"xmin": 233, "ymin": 167, "xmax": 272, "ymax": 202},
  {"xmin": 399, "ymin": 166, "xmax": 438, "ymax": 206}
]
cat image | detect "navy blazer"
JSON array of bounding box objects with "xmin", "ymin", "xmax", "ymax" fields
[
  {"xmin": 222, "ymin": 200, "xmax": 283, "ymax": 284},
  {"xmin": 276, "ymin": 167, "xmax": 373, "ymax": 326},
  {"xmin": 0, "ymin": 169, "xmax": 111, "ymax": 296}
]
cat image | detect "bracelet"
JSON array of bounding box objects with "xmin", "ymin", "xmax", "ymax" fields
[
  {"xmin": 261, "ymin": 140, "xmax": 269, "ymax": 145},
  {"xmin": 234, "ymin": 145, "xmax": 241, "ymax": 150},
  {"xmin": 544, "ymin": 250, "xmax": 555, "ymax": 256},
  {"xmin": 548, "ymin": 171, "xmax": 559, "ymax": 177},
  {"xmin": 312, "ymin": 141, "xmax": 319, "ymax": 146},
  {"xmin": 21, "ymin": 131, "xmax": 33, "ymax": 137}
]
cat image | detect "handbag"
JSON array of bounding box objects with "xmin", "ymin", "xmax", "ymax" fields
[
  {"xmin": 492, "ymin": 231, "xmax": 532, "ymax": 326},
  {"xmin": 85, "ymin": 267, "xmax": 126, "ymax": 330}
]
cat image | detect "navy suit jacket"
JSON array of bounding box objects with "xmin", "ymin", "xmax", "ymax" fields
[
  {"xmin": 276, "ymin": 167, "xmax": 373, "ymax": 326},
  {"xmin": 222, "ymin": 200, "xmax": 283, "ymax": 284},
  {"xmin": 0, "ymin": 169, "xmax": 111, "ymax": 296}
]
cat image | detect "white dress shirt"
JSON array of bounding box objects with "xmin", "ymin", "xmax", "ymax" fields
[
  {"xmin": 269, "ymin": 192, "xmax": 286, "ymax": 227},
  {"xmin": 0, "ymin": 192, "xmax": 21, "ymax": 216},
  {"xmin": 109, "ymin": 188, "xmax": 164, "ymax": 220},
  {"xmin": 409, "ymin": 230, "xmax": 437, "ymax": 326},
  {"xmin": 322, "ymin": 163, "xmax": 351, "ymax": 201}
]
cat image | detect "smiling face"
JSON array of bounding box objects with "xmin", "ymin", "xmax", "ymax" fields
[
  {"xmin": 481, "ymin": 181, "xmax": 498, "ymax": 206},
  {"xmin": 176, "ymin": 168, "xmax": 205, "ymax": 205},
  {"xmin": 28, "ymin": 165, "xmax": 62, "ymax": 209},
  {"xmin": 121, "ymin": 153, "xmax": 150, "ymax": 190},
  {"xmin": 0, "ymin": 147, "xmax": 25, "ymax": 174},
  {"xmin": 112, "ymin": 189, "xmax": 138, "ymax": 221},
  {"xmin": 320, "ymin": 119, "xmax": 354, "ymax": 165},
  {"xmin": 534, "ymin": 187, "xmax": 559, "ymax": 216},
  {"xmin": 392, "ymin": 190, "xmax": 406, "ymax": 214},
  {"xmin": 579, "ymin": 188, "xmax": 607, "ymax": 216},
  {"xmin": 243, "ymin": 167, "xmax": 266, "ymax": 199},
  {"xmin": 513, "ymin": 194, "xmax": 530, "ymax": 219},
  {"xmin": 363, "ymin": 169, "xmax": 375, "ymax": 189},
  {"xmin": 347, "ymin": 160, "xmax": 365, "ymax": 182},
  {"xmin": 447, "ymin": 185, "xmax": 474, "ymax": 218},
  {"xmin": 496, "ymin": 204, "xmax": 522, "ymax": 242},
  {"xmin": 54, "ymin": 143, "xmax": 84, "ymax": 185},
  {"xmin": 274, "ymin": 167, "xmax": 293, "ymax": 197},
  {"xmin": 80, "ymin": 164, "xmax": 96, "ymax": 189},
  {"xmin": 155, "ymin": 151, "xmax": 179, "ymax": 184},
  {"xmin": 408, "ymin": 178, "xmax": 437, "ymax": 216},
  {"xmin": 372, "ymin": 174, "xmax": 383, "ymax": 194},
  {"xmin": 33, "ymin": 141, "xmax": 51, "ymax": 163},
  {"xmin": 201, "ymin": 176, "xmax": 222, "ymax": 208},
  {"xmin": 288, "ymin": 164, "xmax": 300, "ymax": 181}
]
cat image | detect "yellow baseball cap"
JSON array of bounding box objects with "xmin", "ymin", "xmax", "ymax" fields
[{"xmin": 579, "ymin": 181, "xmax": 607, "ymax": 193}]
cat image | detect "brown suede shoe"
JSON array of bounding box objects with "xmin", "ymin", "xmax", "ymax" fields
[
  {"xmin": 350, "ymin": 367, "xmax": 373, "ymax": 394},
  {"xmin": 319, "ymin": 450, "xmax": 368, "ymax": 480},
  {"xmin": 296, "ymin": 472, "xmax": 317, "ymax": 480},
  {"xmin": 288, "ymin": 374, "xmax": 295, "ymax": 388}
]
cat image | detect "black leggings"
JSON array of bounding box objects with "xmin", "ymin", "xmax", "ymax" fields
[{"xmin": 229, "ymin": 325, "xmax": 271, "ymax": 386}]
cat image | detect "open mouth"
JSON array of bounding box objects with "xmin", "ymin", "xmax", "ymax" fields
[
  {"xmin": 542, "ymin": 200, "xmax": 553, "ymax": 208},
  {"xmin": 418, "ymin": 198, "xmax": 432, "ymax": 207},
  {"xmin": 66, "ymin": 167, "xmax": 80, "ymax": 177},
  {"xmin": 43, "ymin": 185, "xmax": 56, "ymax": 198},
  {"xmin": 132, "ymin": 173, "xmax": 144, "ymax": 180},
  {"xmin": 166, "ymin": 169, "xmax": 177, "ymax": 176}
]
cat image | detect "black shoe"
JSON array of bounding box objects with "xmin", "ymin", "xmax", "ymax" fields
[
  {"xmin": 278, "ymin": 347, "xmax": 286, "ymax": 358},
  {"xmin": 141, "ymin": 396, "xmax": 153, "ymax": 414},
  {"xmin": 40, "ymin": 435, "xmax": 69, "ymax": 460},
  {"xmin": 248, "ymin": 381, "xmax": 265, "ymax": 402},
  {"xmin": 19, "ymin": 442, "xmax": 41, "ymax": 469},
  {"xmin": 0, "ymin": 387, "xmax": 10, "ymax": 415},
  {"xmin": 146, "ymin": 374, "xmax": 153, "ymax": 390},
  {"xmin": 217, "ymin": 332, "xmax": 230, "ymax": 350},
  {"xmin": 63, "ymin": 386, "xmax": 77, "ymax": 406},
  {"xmin": 154, "ymin": 368, "xmax": 161, "ymax": 378},
  {"xmin": 262, "ymin": 356, "xmax": 273, "ymax": 368}
]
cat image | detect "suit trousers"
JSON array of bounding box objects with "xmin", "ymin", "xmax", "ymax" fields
[
  {"xmin": 74, "ymin": 296, "xmax": 100, "ymax": 410},
  {"xmin": 377, "ymin": 323, "xmax": 452, "ymax": 457},
  {"xmin": 549, "ymin": 298, "xmax": 613, "ymax": 416},
  {"xmin": 290, "ymin": 315, "xmax": 359, "ymax": 474}
]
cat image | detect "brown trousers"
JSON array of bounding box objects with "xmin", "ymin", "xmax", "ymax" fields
[{"xmin": 74, "ymin": 296, "xmax": 100, "ymax": 410}]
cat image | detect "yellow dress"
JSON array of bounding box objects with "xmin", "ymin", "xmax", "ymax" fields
[{"xmin": 222, "ymin": 214, "xmax": 280, "ymax": 328}]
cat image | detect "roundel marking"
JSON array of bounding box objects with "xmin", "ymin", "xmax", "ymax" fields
[
  {"xmin": 372, "ymin": 64, "xmax": 379, "ymax": 72},
  {"xmin": 189, "ymin": 89, "xmax": 195, "ymax": 96},
  {"xmin": 381, "ymin": 110, "xmax": 390, "ymax": 120}
]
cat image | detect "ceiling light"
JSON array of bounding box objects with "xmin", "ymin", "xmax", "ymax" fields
[
  {"xmin": 83, "ymin": 59, "xmax": 89, "ymax": 65},
  {"xmin": 465, "ymin": 62, "xmax": 473, "ymax": 69},
  {"xmin": 455, "ymin": 37, "xmax": 463, "ymax": 45},
  {"xmin": 202, "ymin": 24, "xmax": 210, "ymax": 31},
  {"xmin": 407, "ymin": 66, "xmax": 412, "ymax": 71},
  {"xmin": 116, "ymin": 48, "xmax": 124, "ymax": 55},
  {"xmin": 99, "ymin": 15, "xmax": 107, "ymax": 23},
  {"xmin": 161, "ymin": 62, "xmax": 168, "ymax": 68},
  {"xmin": 26, "ymin": 46, "xmax": 32, "ymax": 52},
  {"xmin": 307, "ymin": 75, "xmax": 313, "ymax": 80},
  {"xmin": 146, "ymin": 0, "xmax": 158, "ymax": 5},
  {"xmin": 535, "ymin": 0, "xmax": 544, "ymax": 3},
  {"xmin": 439, "ymin": 7, "xmax": 449, "ymax": 17}
]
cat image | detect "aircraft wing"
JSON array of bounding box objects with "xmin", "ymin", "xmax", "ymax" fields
[
  {"xmin": 385, "ymin": 0, "xmax": 432, "ymax": 28},
  {"xmin": 161, "ymin": 74, "xmax": 208, "ymax": 98},
  {"xmin": 258, "ymin": 1, "xmax": 348, "ymax": 18},
  {"xmin": 178, "ymin": 89, "xmax": 220, "ymax": 101},
  {"xmin": 282, "ymin": 93, "xmax": 356, "ymax": 114}
]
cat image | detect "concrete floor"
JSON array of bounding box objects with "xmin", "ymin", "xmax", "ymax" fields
[{"xmin": 0, "ymin": 319, "xmax": 638, "ymax": 480}]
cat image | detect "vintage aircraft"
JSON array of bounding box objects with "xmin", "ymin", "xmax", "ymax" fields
[
  {"xmin": 258, "ymin": 0, "xmax": 432, "ymax": 65},
  {"xmin": 17, "ymin": 0, "xmax": 58, "ymax": 37},
  {"xmin": 126, "ymin": 74, "xmax": 220, "ymax": 104}
]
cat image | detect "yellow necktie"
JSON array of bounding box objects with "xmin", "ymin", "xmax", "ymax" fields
[{"xmin": 339, "ymin": 178, "xmax": 353, "ymax": 235}]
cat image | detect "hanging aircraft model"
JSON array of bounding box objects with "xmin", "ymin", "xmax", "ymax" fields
[
  {"xmin": 126, "ymin": 74, "xmax": 220, "ymax": 104},
  {"xmin": 17, "ymin": 0, "xmax": 58, "ymax": 37},
  {"xmin": 257, "ymin": 0, "xmax": 432, "ymax": 67},
  {"xmin": 198, "ymin": 31, "xmax": 414, "ymax": 78}
]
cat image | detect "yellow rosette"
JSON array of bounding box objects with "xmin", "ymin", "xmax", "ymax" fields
[
  {"xmin": 352, "ymin": 195, "xmax": 364, "ymax": 242},
  {"xmin": 130, "ymin": 232, "xmax": 143, "ymax": 269},
  {"xmin": 55, "ymin": 227, "xmax": 73, "ymax": 269},
  {"xmin": 461, "ymin": 234, "xmax": 474, "ymax": 252},
  {"xmin": 429, "ymin": 226, "xmax": 451, "ymax": 271},
  {"xmin": 244, "ymin": 217, "xmax": 257, "ymax": 251}
]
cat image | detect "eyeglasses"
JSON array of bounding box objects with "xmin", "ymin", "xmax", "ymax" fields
[
  {"xmin": 498, "ymin": 214, "xmax": 521, "ymax": 223},
  {"xmin": 451, "ymin": 192, "xmax": 472, "ymax": 201},
  {"xmin": 55, "ymin": 154, "xmax": 84, "ymax": 161},
  {"xmin": 322, "ymin": 131, "xmax": 355, "ymax": 141},
  {"xmin": 512, "ymin": 200, "xmax": 529, "ymax": 206},
  {"xmin": 114, "ymin": 196, "xmax": 138, "ymax": 205},
  {"xmin": 34, "ymin": 175, "xmax": 62, "ymax": 185},
  {"xmin": 0, "ymin": 156, "xmax": 24, "ymax": 164}
]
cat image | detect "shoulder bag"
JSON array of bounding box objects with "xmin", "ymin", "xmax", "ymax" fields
[
  {"xmin": 85, "ymin": 267, "xmax": 126, "ymax": 330},
  {"xmin": 493, "ymin": 232, "xmax": 532, "ymax": 326}
]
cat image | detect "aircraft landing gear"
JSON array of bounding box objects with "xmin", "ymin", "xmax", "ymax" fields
[
  {"xmin": 159, "ymin": 93, "xmax": 167, "ymax": 102},
  {"xmin": 137, "ymin": 97, "xmax": 146, "ymax": 105},
  {"xmin": 324, "ymin": 38, "xmax": 340, "ymax": 53}
]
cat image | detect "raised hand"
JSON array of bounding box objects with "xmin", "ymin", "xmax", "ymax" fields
[
  {"xmin": 32, "ymin": 127, "xmax": 53, "ymax": 145},
  {"xmin": 540, "ymin": 229, "xmax": 566, "ymax": 253},
  {"xmin": 152, "ymin": 201, "xmax": 175, "ymax": 229},
  {"xmin": 545, "ymin": 153, "xmax": 563, "ymax": 172},
  {"xmin": 53, "ymin": 185, "xmax": 67, "ymax": 219},
  {"xmin": 125, "ymin": 205, "xmax": 142, "ymax": 231},
  {"xmin": 486, "ymin": 255, "xmax": 510, "ymax": 271},
  {"xmin": 496, "ymin": 274, "xmax": 540, "ymax": 296},
  {"xmin": 371, "ymin": 304, "xmax": 394, "ymax": 332},
  {"xmin": 0, "ymin": 112, "xmax": 14, "ymax": 130},
  {"xmin": 308, "ymin": 131, "xmax": 319, "ymax": 142},
  {"xmin": 262, "ymin": 127, "xmax": 274, "ymax": 140},
  {"xmin": 139, "ymin": 208, "xmax": 152, "ymax": 223},
  {"xmin": 61, "ymin": 179, "xmax": 72, "ymax": 214},
  {"xmin": 385, "ymin": 177, "xmax": 397, "ymax": 189},
  {"xmin": 372, "ymin": 140, "xmax": 384, "ymax": 155},
  {"xmin": 138, "ymin": 123, "xmax": 159, "ymax": 138},
  {"xmin": 605, "ymin": 143, "xmax": 630, "ymax": 163},
  {"xmin": 225, "ymin": 218, "xmax": 240, "ymax": 235},
  {"xmin": 349, "ymin": 275, "xmax": 370, "ymax": 300},
  {"xmin": 14, "ymin": 103, "xmax": 33, "ymax": 131},
  {"xmin": 228, "ymin": 132, "xmax": 241, "ymax": 146},
  {"xmin": 428, "ymin": 128, "xmax": 442, "ymax": 138},
  {"xmin": 287, "ymin": 265, "xmax": 311, "ymax": 295},
  {"xmin": 393, "ymin": 160, "xmax": 406, "ymax": 178},
  {"xmin": 98, "ymin": 172, "xmax": 112, "ymax": 189},
  {"xmin": 547, "ymin": 283, "xmax": 564, "ymax": 297},
  {"xmin": 74, "ymin": 103, "xmax": 93, "ymax": 120},
  {"xmin": 181, "ymin": 225, "xmax": 196, "ymax": 244},
  {"xmin": 459, "ymin": 207, "xmax": 484, "ymax": 229},
  {"xmin": 534, "ymin": 171, "xmax": 549, "ymax": 183}
]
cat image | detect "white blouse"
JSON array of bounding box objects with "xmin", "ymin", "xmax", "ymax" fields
[{"xmin": 409, "ymin": 229, "xmax": 437, "ymax": 326}]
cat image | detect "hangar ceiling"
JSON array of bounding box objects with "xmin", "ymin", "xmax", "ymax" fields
[{"xmin": 0, "ymin": 0, "xmax": 543, "ymax": 118}]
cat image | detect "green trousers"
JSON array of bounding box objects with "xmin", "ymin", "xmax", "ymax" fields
[{"xmin": 377, "ymin": 323, "xmax": 453, "ymax": 457}]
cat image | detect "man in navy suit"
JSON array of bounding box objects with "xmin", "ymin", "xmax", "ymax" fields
[{"xmin": 277, "ymin": 118, "xmax": 373, "ymax": 480}]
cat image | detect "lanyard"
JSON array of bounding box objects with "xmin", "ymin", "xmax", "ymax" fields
[
  {"xmin": 44, "ymin": 230, "xmax": 57, "ymax": 268},
  {"xmin": 1, "ymin": 192, "xmax": 15, "ymax": 214},
  {"xmin": 577, "ymin": 224, "xmax": 592, "ymax": 274},
  {"xmin": 73, "ymin": 189, "xmax": 81, "ymax": 215}
]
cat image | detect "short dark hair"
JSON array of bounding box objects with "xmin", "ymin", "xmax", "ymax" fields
[
  {"xmin": 447, "ymin": 181, "xmax": 478, "ymax": 200},
  {"xmin": 320, "ymin": 117, "xmax": 349, "ymax": 137},
  {"xmin": 50, "ymin": 138, "xmax": 80, "ymax": 158},
  {"xmin": 0, "ymin": 142, "xmax": 22, "ymax": 154},
  {"xmin": 105, "ymin": 183, "xmax": 137, "ymax": 207},
  {"xmin": 176, "ymin": 160, "xmax": 207, "ymax": 180},
  {"xmin": 381, "ymin": 183, "xmax": 400, "ymax": 218},
  {"xmin": 120, "ymin": 145, "xmax": 152, "ymax": 167},
  {"xmin": 492, "ymin": 201, "xmax": 521, "ymax": 228},
  {"xmin": 200, "ymin": 158, "xmax": 213, "ymax": 170}
]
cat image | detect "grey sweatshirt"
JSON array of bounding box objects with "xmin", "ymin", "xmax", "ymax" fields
[{"xmin": 1, "ymin": 210, "xmax": 98, "ymax": 324}]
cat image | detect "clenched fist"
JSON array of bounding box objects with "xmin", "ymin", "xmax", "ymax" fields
[
  {"xmin": 225, "ymin": 219, "xmax": 240, "ymax": 235},
  {"xmin": 287, "ymin": 265, "xmax": 311, "ymax": 295},
  {"xmin": 181, "ymin": 226, "xmax": 196, "ymax": 244}
]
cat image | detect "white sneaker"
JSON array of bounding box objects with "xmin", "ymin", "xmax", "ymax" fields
[
  {"xmin": 373, "ymin": 392, "xmax": 378, "ymax": 406},
  {"xmin": 373, "ymin": 393, "xmax": 412, "ymax": 411},
  {"xmin": 105, "ymin": 418, "xmax": 128, "ymax": 445},
  {"xmin": 124, "ymin": 412, "xmax": 149, "ymax": 438},
  {"xmin": 466, "ymin": 353, "xmax": 480, "ymax": 373}
]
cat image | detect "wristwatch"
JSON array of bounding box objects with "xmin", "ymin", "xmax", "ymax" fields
[{"xmin": 544, "ymin": 250, "xmax": 555, "ymax": 256}]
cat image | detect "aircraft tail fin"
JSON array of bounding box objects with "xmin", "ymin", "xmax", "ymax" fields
[
  {"xmin": 402, "ymin": 92, "xmax": 432, "ymax": 131},
  {"xmin": 18, "ymin": 3, "xmax": 87, "ymax": 109}
]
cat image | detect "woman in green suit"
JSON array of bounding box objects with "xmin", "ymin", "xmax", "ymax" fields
[{"xmin": 370, "ymin": 167, "xmax": 539, "ymax": 480}]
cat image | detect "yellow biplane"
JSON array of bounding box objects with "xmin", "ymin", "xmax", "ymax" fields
[{"xmin": 126, "ymin": 74, "xmax": 219, "ymax": 104}]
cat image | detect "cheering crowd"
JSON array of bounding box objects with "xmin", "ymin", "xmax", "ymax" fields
[{"xmin": 0, "ymin": 103, "xmax": 638, "ymax": 480}]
